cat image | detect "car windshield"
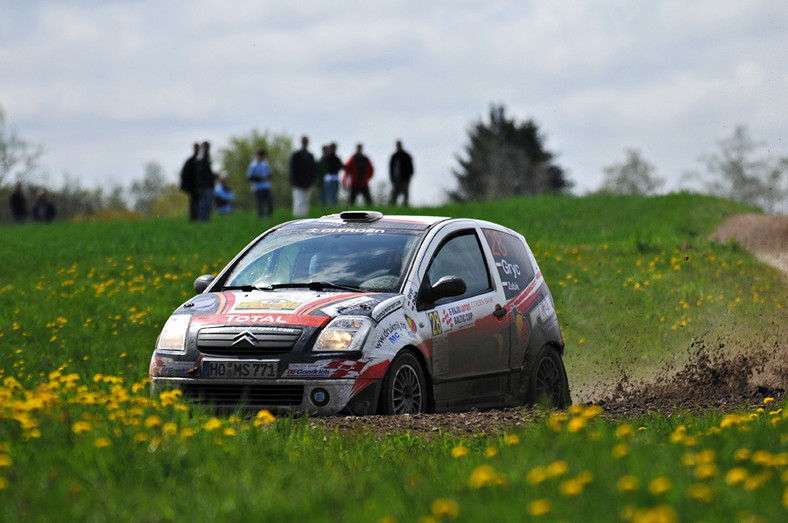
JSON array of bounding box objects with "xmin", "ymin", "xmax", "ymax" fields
[{"xmin": 224, "ymin": 227, "xmax": 423, "ymax": 292}]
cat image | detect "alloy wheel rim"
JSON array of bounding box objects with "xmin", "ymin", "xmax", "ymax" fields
[
  {"xmin": 535, "ymin": 356, "xmax": 561, "ymax": 405},
  {"xmin": 392, "ymin": 363, "xmax": 423, "ymax": 414}
]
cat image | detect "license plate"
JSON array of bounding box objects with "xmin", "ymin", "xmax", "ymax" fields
[{"xmin": 203, "ymin": 360, "xmax": 279, "ymax": 379}]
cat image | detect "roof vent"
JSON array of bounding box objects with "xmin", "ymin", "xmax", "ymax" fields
[{"xmin": 339, "ymin": 210, "xmax": 383, "ymax": 222}]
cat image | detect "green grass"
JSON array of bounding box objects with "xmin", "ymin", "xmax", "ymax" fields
[{"xmin": 1, "ymin": 193, "xmax": 787, "ymax": 521}]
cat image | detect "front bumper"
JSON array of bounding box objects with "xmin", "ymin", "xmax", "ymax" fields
[{"xmin": 151, "ymin": 376, "xmax": 380, "ymax": 416}]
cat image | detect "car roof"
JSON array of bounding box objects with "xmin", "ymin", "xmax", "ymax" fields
[{"xmin": 281, "ymin": 211, "xmax": 452, "ymax": 232}]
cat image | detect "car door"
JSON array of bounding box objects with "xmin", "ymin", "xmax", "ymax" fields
[{"xmin": 411, "ymin": 224, "xmax": 511, "ymax": 408}]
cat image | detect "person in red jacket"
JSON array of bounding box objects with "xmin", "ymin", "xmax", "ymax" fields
[{"xmin": 343, "ymin": 143, "xmax": 374, "ymax": 206}]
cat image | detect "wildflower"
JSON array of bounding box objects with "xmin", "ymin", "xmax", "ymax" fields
[
  {"xmin": 504, "ymin": 434, "xmax": 520, "ymax": 445},
  {"xmin": 468, "ymin": 464, "xmax": 507, "ymax": 489},
  {"xmin": 223, "ymin": 427, "xmax": 237, "ymax": 437},
  {"xmin": 527, "ymin": 499, "xmax": 551, "ymax": 517},
  {"xmin": 203, "ymin": 417, "xmax": 222, "ymax": 431},
  {"xmin": 134, "ymin": 433, "xmax": 149, "ymax": 443},
  {"xmin": 181, "ymin": 427, "xmax": 195, "ymax": 439},
  {"xmin": 72, "ymin": 421, "xmax": 91, "ymax": 435},
  {"xmin": 733, "ymin": 448, "xmax": 752, "ymax": 462},
  {"xmin": 144, "ymin": 415, "xmax": 162, "ymax": 429},
  {"xmin": 546, "ymin": 460, "xmax": 569, "ymax": 478},
  {"xmin": 547, "ymin": 412, "xmax": 568, "ymax": 432},
  {"xmin": 694, "ymin": 463, "xmax": 718, "ymax": 480},
  {"xmin": 567, "ymin": 417, "xmax": 587, "ymax": 433},
  {"xmin": 616, "ymin": 424, "xmax": 634, "ymax": 439},
  {"xmin": 483, "ymin": 447, "xmax": 498, "ymax": 458},
  {"xmin": 430, "ymin": 498, "xmax": 459, "ymax": 518},
  {"xmin": 162, "ymin": 422, "xmax": 179, "ymax": 436},
  {"xmin": 559, "ymin": 478, "xmax": 585, "ymax": 497},
  {"xmin": 648, "ymin": 477, "xmax": 672, "ymax": 496},
  {"xmin": 254, "ymin": 410, "xmax": 275, "ymax": 426},
  {"xmin": 582, "ymin": 405, "xmax": 603, "ymax": 419},
  {"xmin": 612, "ymin": 443, "xmax": 630, "ymax": 459},
  {"xmin": 765, "ymin": 397, "xmax": 775, "ymax": 405},
  {"xmin": 94, "ymin": 437, "xmax": 111, "ymax": 449},
  {"xmin": 0, "ymin": 454, "xmax": 11, "ymax": 468},
  {"xmin": 451, "ymin": 445, "xmax": 469, "ymax": 459},
  {"xmin": 724, "ymin": 467, "xmax": 749, "ymax": 486},
  {"xmin": 617, "ymin": 475, "xmax": 640, "ymax": 492}
]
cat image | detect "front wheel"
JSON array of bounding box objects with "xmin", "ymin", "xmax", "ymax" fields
[
  {"xmin": 525, "ymin": 345, "xmax": 570, "ymax": 409},
  {"xmin": 380, "ymin": 352, "xmax": 428, "ymax": 415}
]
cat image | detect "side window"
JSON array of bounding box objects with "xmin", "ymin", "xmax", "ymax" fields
[
  {"xmin": 425, "ymin": 232, "xmax": 491, "ymax": 305},
  {"xmin": 482, "ymin": 228, "xmax": 536, "ymax": 300}
]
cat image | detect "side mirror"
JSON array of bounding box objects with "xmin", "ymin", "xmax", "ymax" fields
[
  {"xmin": 422, "ymin": 275, "xmax": 466, "ymax": 304},
  {"xmin": 194, "ymin": 274, "xmax": 216, "ymax": 294}
]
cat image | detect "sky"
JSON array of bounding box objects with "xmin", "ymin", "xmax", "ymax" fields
[{"xmin": 2, "ymin": 0, "xmax": 787, "ymax": 206}]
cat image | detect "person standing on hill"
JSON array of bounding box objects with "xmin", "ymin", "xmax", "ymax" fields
[
  {"xmin": 289, "ymin": 135, "xmax": 316, "ymax": 218},
  {"xmin": 9, "ymin": 182, "xmax": 27, "ymax": 224},
  {"xmin": 180, "ymin": 142, "xmax": 200, "ymax": 221},
  {"xmin": 32, "ymin": 189, "xmax": 55, "ymax": 222},
  {"xmin": 389, "ymin": 140, "xmax": 414, "ymax": 206},
  {"xmin": 194, "ymin": 141, "xmax": 216, "ymax": 222},
  {"xmin": 323, "ymin": 142, "xmax": 344, "ymax": 206},
  {"xmin": 248, "ymin": 148, "xmax": 274, "ymax": 218},
  {"xmin": 343, "ymin": 143, "xmax": 374, "ymax": 206}
]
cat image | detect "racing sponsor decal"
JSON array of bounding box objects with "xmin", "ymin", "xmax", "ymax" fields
[
  {"xmin": 371, "ymin": 296, "xmax": 403, "ymax": 322},
  {"xmin": 150, "ymin": 356, "xmax": 193, "ymax": 377},
  {"xmin": 191, "ymin": 313, "xmax": 330, "ymax": 328},
  {"xmin": 234, "ymin": 298, "xmax": 303, "ymax": 311},
  {"xmin": 372, "ymin": 320, "xmax": 409, "ymax": 349},
  {"xmin": 442, "ymin": 303, "xmax": 474, "ymax": 328},
  {"xmin": 304, "ymin": 227, "xmax": 386, "ymax": 235},
  {"xmin": 427, "ymin": 311, "xmax": 442, "ymax": 335},
  {"xmin": 284, "ymin": 363, "xmax": 333, "ymax": 378},
  {"xmin": 320, "ymin": 295, "xmax": 377, "ymax": 317},
  {"xmin": 405, "ymin": 316, "xmax": 418, "ymax": 333},
  {"xmin": 405, "ymin": 288, "xmax": 418, "ymax": 308}
]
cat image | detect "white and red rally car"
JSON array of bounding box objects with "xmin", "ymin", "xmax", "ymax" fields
[{"xmin": 150, "ymin": 211, "xmax": 569, "ymax": 415}]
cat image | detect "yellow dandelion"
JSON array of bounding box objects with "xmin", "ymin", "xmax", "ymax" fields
[
  {"xmin": 451, "ymin": 445, "xmax": 469, "ymax": 459},
  {"xmin": 648, "ymin": 477, "xmax": 672, "ymax": 496},
  {"xmin": 616, "ymin": 424, "xmax": 634, "ymax": 439},
  {"xmin": 223, "ymin": 427, "xmax": 237, "ymax": 437},
  {"xmin": 567, "ymin": 417, "xmax": 587, "ymax": 433},
  {"xmin": 94, "ymin": 437, "xmax": 111, "ymax": 449},
  {"xmin": 483, "ymin": 447, "xmax": 498, "ymax": 458},
  {"xmin": 468, "ymin": 465, "xmax": 496, "ymax": 489},
  {"xmin": 504, "ymin": 434, "xmax": 520, "ymax": 445},
  {"xmin": 254, "ymin": 410, "xmax": 275, "ymax": 426},
  {"xmin": 546, "ymin": 460, "xmax": 569, "ymax": 478},
  {"xmin": 733, "ymin": 448, "xmax": 752, "ymax": 462},
  {"xmin": 559, "ymin": 478, "xmax": 584, "ymax": 497},
  {"xmin": 134, "ymin": 432, "xmax": 149, "ymax": 443},
  {"xmin": 0, "ymin": 477, "xmax": 8, "ymax": 490},
  {"xmin": 71, "ymin": 421, "xmax": 91, "ymax": 435},
  {"xmin": 725, "ymin": 467, "xmax": 749, "ymax": 486},
  {"xmin": 612, "ymin": 443, "xmax": 630, "ymax": 459},
  {"xmin": 430, "ymin": 498, "xmax": 459, "ymax": 518},
  {"xmin": 526, "ymin": 466, "xmax": 548, "ymax": 485},
  {"xmin": 527, "ymin": 499, "xmax": 551, "ymax": 517},
  {"xmin": 162, "ymin": 422, "xmax": 179, "ymax": 436},
  {"xmin": 0, "ymin": 454, "xmax": 11, "ymax": 468},
  {"xmin": 181, "ymin": 427, "xmax": 196, "ymax": 439},
  {"xmin": 617, "ymin": 475, "xmax": 640, "ymax": 492},
  {"xmin": 764, "ymin": 397, "xmax": 775, "ymax": 405},
  {"xmin": 203, "ymin": 417, "xmax": 222, "ymax": 431},
  {"xmin": 144, "ymin": 415, "xmax": 162, "ymax": 429}
]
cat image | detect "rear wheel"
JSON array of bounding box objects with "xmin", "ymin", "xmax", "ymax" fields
[
  {"xmin": 380, "ymin": 352, "xmax": 428, "ymax": 415},
  {"xmin": 525, "ymin": 345, "xmax": 570, "ymax": 409}
]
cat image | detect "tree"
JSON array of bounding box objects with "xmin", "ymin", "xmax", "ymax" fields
[
  {"xmin": 450, "ymin": 104, "xmax": 571, "ymax": 202},
  {"xmin": 696, "ymin": 125, "xmax": 788, "ymax": 213},
  {"xmin": 599, "ymin": 148, "xmax": 664, "ymax": 195},
  {"xmin": 130, "ymin": 162, "xmax": 169, "ymax": 215},
  {"xmin": 0, "ymin": 106, "xmax": 43, "ymax": 186},
  {"xmin": 217, "ymin": 129, "xmax": 293, "ymax": 212}
]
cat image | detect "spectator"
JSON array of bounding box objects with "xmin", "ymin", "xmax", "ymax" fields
[
  {"xmin": 323, "ymin": 142, "xmax": 344, "ymax": 206},
  {"xmin": 389, "ymin": 140, "xmax": 415, "ymax": 206},
  {"xmin": 247, "ymin": 148, "xmax": 273, "ymax": 218},
  {"xmin": 180, "ymin": 142, "xmax": 200, "ymax": 221},
  {"xmin": 214, "ymin": 173, "xmax": 234, "ymax": 214},
  {"xmin": 9, "ymin": 182, "xmax": 27, "ymax": 223},
  {"xmin": 32, "ymin": 189, "xmax": 55, "ymax": 223},
  {"xmin": 289, "ymin": 135, "xmax": 316, "ymax": 217},
  {"xmin": 343, "ymin": 143, "xmax": 374, "ymax": 206},
  {"xmin": 194, "ymin": 141, "xmax": 216, "ymax": 221},
  {"xmin": 316, "ymin": 144, "xmax": 329, "ymax": 206}
]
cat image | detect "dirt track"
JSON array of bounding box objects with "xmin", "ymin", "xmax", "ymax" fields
[{"xmin": 310, "ymin": 214, "xmax": 788, "ymax": 436}]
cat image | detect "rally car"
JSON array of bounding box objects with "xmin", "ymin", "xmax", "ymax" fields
[{"xmin": 150, "ymin": 211, "xmax": 569, "ymax": 415}]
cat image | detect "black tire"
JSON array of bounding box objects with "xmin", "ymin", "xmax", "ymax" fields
[
  {"xmin": 380, "ymin": 352, "xmax": 428, "ymax": 415},
  {"xmin": 525, "ymin": 345, "xmax": 570, "ymax": 409}
]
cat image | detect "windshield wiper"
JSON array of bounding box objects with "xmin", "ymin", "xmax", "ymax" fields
[{"xmin": 265, "ymin": 282, "xmax": 363, "ymax": 292}]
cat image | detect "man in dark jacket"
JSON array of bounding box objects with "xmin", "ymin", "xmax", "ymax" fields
[
  {"xmin": 289, "ymin": 135, "xmax": 316, "ymax": 217},
  {"xmin": 180, "ymin": 142, "xmax": 200, "ymax": 221},
  {"xmin": 389, "ymin": 140, "xmax": 414, "ymax": 206},
  {"xmin": 194, "ymin": 141, "xmax": 216, "ymax": 222},
  {"xmin": 9, "ymin": 182, "xmax": 27, "ymax": 223}
]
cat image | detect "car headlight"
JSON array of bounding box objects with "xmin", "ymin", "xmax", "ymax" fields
[
  {"xmin": 156, "ymin": 315, "xmax": 191, "ymax": 352},
  {"xmin": 313, "ymin": 317, "xmax": 373, "ymax": 352}
]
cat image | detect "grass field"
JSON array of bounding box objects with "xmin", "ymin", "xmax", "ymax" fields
[{"xmin": 1, "ymin": 193, "xmax": 787, "ymax": 521}]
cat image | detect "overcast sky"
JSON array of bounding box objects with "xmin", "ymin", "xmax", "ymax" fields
[{"xmin": 2, "ymin": 0, "xmax": 786, "ymax": 205}]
